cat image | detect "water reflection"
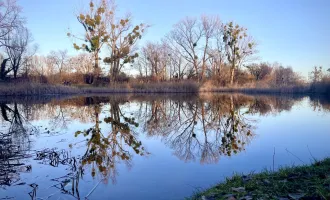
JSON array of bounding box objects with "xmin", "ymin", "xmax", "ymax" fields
[
  {"xmin": 75, "ymin": 102, "xmax": 147, "ymax": 183},
  {"xmin": 0, "ymin": 103, "xmax": 34, "ymax": 188},
  {"xmin": 0, "ymin": 94, "xmax": 329, "ymax": 199},
  {"xmin": 34, "ymin": 148, "xmax": 82, "ymax": 199},
  {"xmin": 142, "ymin": 95, "xmax": 256, "ymax": 163}
]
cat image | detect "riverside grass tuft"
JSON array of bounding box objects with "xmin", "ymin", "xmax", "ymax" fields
[{"xmin": 187, "ymin": 158, "xmax": 330, "ymax": 200}]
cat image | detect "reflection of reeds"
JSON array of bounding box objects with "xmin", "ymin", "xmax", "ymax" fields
[{"xmin": 0, "ymin": 131, "xmax": 32, "ymax": 187}]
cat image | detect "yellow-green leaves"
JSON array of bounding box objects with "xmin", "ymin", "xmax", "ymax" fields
[
  {"xmin": 79, "ymin": 14, "xmax": 85, "ymax": 21},
  {"xmin": 97, "ymin": 7, "xmax": 105, "ymax": 14},
  {"xmin": 73, "ymin": 43, "xmax": 80, "ymax": 50},
  {"xmin": 94, "ymin": 15, "xmax": 101, "ymax": 25}
]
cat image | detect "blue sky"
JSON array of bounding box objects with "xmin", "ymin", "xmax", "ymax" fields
[{"xmin": 19, "ymin": 0, "xmax": 330, "ymax": 76}]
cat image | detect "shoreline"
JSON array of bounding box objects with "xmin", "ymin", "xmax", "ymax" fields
[
  {"xmin": 187, "ymin": 158, "xmax": 330, "ymax": 200},
  {"xmin": 0, "ymin": 82, "xmax": 329, "ymax": 97}
]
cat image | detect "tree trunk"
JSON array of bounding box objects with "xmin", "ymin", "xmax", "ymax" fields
[
  {"xmin": 13, "ymin": 64, "xmax": 18, "ymax": 79},
  {"xmin": 93, "ymin": 53, "xmax": 99, "ymax": 85},
  {"xmin": 0, "ymin": 58, "xmax": 10, "ymax": 80},
  {"xmin": 230, "ymin": 66, "xmax": 235, "ymax": 85}
]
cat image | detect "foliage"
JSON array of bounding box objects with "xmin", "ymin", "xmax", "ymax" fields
[
  {"xmin": 223, "ymin": 21, "xmax": 256, "ymax": 84},
  {"xmin": 68, "ymin": 0, "xmax": 147, "ymax": 82}
]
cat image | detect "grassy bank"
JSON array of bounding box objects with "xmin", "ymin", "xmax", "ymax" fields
[{"xmin": 188, "ymin": 158, "xmax": 330, "ymax": 200}]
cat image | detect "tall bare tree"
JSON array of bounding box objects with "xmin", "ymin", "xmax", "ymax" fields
[
  {"xmin": 140, "ymin": 42, "xmax": 169, "ymax": 81},
  {"xmin": 199, "ymin": 15, "xmax": 220, "ymax": 79},
  {"xmin": 4, "ymin": 25, "xmax": 31, "ymax": 78},
  {"xmin": 207, "ymin": 23, "xmax": 226, "ymax": 79},
  {"xmin": 168, "ymin": 17, "xmax": 202, "ymax": 79},
  {"xmin": 0, "ymin": 0, "xmax": 23, "ymax": 48}
]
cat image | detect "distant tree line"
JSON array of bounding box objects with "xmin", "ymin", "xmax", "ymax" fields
[{"xmin": 0, "ymin": 0, "xmax": 329, "ymax": 89}]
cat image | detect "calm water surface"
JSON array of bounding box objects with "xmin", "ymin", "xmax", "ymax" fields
[{"xmin": 0, "ymin": 94, "xmax": 330, "ymax": 200}]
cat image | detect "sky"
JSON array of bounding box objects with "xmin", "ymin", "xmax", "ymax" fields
[{"xmin": 18, "ymin": 0, "xmax": 330, "ymax": 77}]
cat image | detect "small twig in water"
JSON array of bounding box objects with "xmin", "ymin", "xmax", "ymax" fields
[
  {"xmin": 285, "ymin": 148, "xmax": 305, "ymax": 164},
  {"xmin": 85, "ymin": 179, "xmax": 104, "ymax": 199}
]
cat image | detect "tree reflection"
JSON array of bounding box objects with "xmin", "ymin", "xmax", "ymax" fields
[
  {"xmin": 0, "ymin": 103, "xmax": 33, "ymax": 188},
  {"xmin": 1, "ymin": 94, "xmax": 329, "ymax": 198},
  {"xmin": 34, "ymin": 148, "xmax": 82, "ymax": 199},
  {"xmin": 141, "ymin": 95, "xmax": 256, "ymax": 163},
  {"xmin": 75, "ymin": 100, "xmax": 146, "ymax": 183}
]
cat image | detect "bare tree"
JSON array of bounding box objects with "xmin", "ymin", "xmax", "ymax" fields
[
  {"xmin": 166, "ymin": 16, "xmax": 222, "ymax": 81},
  {"xmin": 139, "ymin": 42, "xmax": 170, "ymax": 81},
  {"xmin": 20, "ymin": 44, "xmax": 38, "ymax": 77},
  {"xmin": 271, "ymin": 65, "xmax": 301, "ymax": 86},
  {"xmin": 246, "ymin": 62, "xmax": 272, "ymax": 81},
  {"xmin": 168, "ymin": 17, "xmax": 202, "ymax": 79},
  {"xmin": 69, "ymin": 53, "xmax": 93, "ymax": 74},
  {"xmin": 4, "ymin": 25, "xmax": 31, "ymax": 78},
  {"xmin": 0, "ymin": 0, "xmax": 23, "ymax": 48},
  {"xmin": 207, "ymin": 23, "xmax": 226, "ymax": 80},
  {"xmin": 28, "ymin": 55, "xmax": 47, "ymax": 76},
  {"xmin": 199, "ymin": 15, "xmax": 220, "ymax": 79},
  {"xmin": 47, "ymin": 50, "xmax": 69, "ymax": 80}
]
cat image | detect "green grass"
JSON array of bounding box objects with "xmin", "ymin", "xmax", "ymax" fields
[{"xmin": 187, "ymin": 158, "xmax": 330, "ymax": 200}]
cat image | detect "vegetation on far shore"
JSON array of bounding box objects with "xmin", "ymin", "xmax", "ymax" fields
[
  {"xmin": 0, "ymin": 79, "xmax": 329, "ymax": 96},
  {"xmin": 187, "ymin": 158, "xmax": 330, "ymax": 200},
  {"xmin": 1, "ymin": 0, "xmax": 330, "ymax": 96}
]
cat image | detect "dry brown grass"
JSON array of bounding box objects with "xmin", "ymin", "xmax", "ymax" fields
[
  {"xmin": 210, "ymin": 85, "xmax": 311, "ymax": 94},
  {"xmin": 0, "ymin": 81, "xmax": 200, "ymax": 96},
  {"xmin": 0, "ymin": 79, "xmax": 328, "ymax": 97},
  {"xmin": 131, "ymin": 81, "xmax": 199, "ymax": 93},
  {"xmin": 0, "ymin": 82, "xmax": 81, "ymax": 96}
]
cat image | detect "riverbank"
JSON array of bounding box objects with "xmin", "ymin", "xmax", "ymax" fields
[
  {"xmin": 0, "ymin": 82, "xmax": 199, "ymax": 96},
  {"xmin": 187, "ymin": 158, "xmax": 330, "ymax": 200},
  {"xmin": 0, "ymin": 82, "xmax": 329, "ymax": 96}
]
